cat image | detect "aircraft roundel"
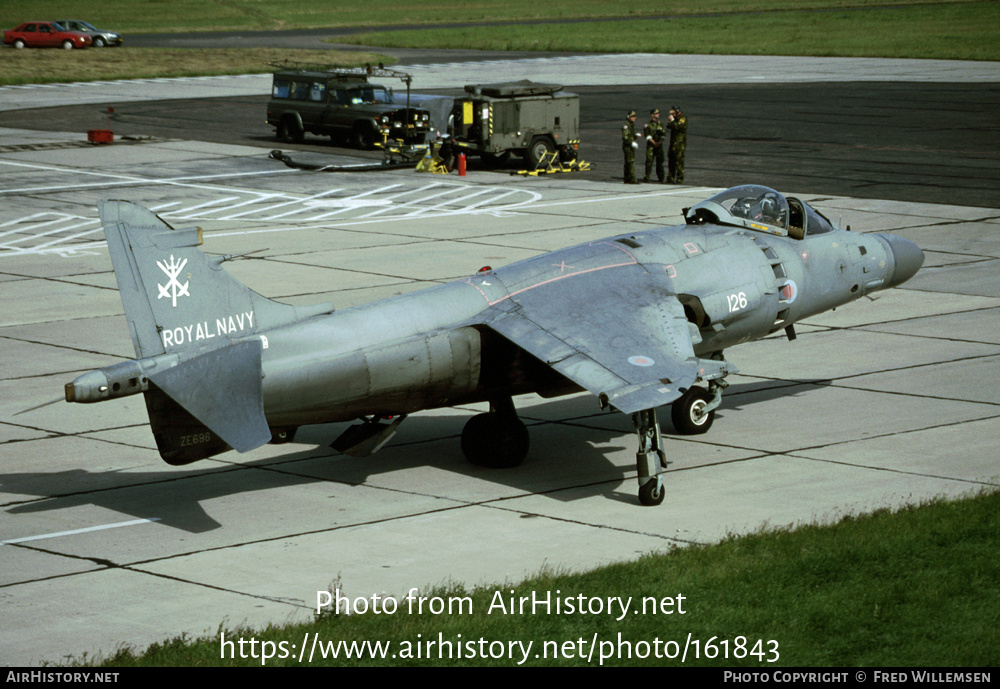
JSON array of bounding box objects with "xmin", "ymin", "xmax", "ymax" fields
[
  {"xmin": 628, "ymin": 355, "xmax": 655, "ymax": 367},
  {"xmin": 779, "ymin": 279, "xmax": 798, "ymax": 303}
]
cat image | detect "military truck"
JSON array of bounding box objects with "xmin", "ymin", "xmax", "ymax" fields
[
  {"xmin": 451, "ymin": 81, "xmax": 581, "ymax": 167},
  {"xmin": 266, "ymin": 66, "xmax": 433, "ymax": 149}
]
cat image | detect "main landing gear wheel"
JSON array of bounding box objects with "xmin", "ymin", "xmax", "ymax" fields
[
  {"xmin": 461, "ymin": 410, "xmax": 529, "ymax": 469},
  {"xmin": 269, "ymin": 427, "xmax": 298, "ymax": 444},
  {"xmin": 671, "ymin": 387, "xmax": 715, "ymax": 435}
]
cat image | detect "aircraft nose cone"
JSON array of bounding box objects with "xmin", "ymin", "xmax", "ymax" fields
[{"xmin": 880, "ymin": 234, "xmax": 924, "ymax": 288}]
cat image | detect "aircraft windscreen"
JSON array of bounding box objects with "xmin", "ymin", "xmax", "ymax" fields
[
  {"xmin": 686, "ymin": 185, "xmax": 790, "ymax": 235},
  {"xmin": 803, "ymin": 205, "xmax": 836, "ymax": 235}
]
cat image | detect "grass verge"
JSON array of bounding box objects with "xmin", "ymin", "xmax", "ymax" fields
[
  {"xmin": 1, "ymin": 2, "xmax": 996, "ymax": 86},
  {"xmin": 0, "ymin": 48, "xmax": 390, "ymax": 86},
  {"xmin": 0, "ymin": 1, "xmax": 970, "ymax": 34},
  {"xmin": 340, "ymin": 2, "xmax": 1000, "ymax": 61},
  {"xmin": 78, "ymin": 489, "xmax": 998, "ymax": 667}
]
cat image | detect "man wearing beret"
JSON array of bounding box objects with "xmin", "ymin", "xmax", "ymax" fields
[
  {"xmin": 643, "ymin": 108, "xmax": 667, "ymax": 183},
  {"xmin": 666, "ymin": 105, "xmax": 688, "ymax": 184},
  {"xmin": 622, "ymin": 110, "xmax": 640, "ymax": 184}
]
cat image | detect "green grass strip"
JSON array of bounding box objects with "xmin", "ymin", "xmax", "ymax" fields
[
  {"xmin": 2, "ymin": 3, "xmax": 996, "ymax": 86},
  {"xmin": 80, "ymin": 489, "xmax": 998, "ymax": 667},
  {"xmin": 0, "ymin": 48, "xmax": 391, "ymax": 86},
  {"xmin": 0, "ymin": 1, "xmax": 978, "ymax": 34},
  {"xmin": 341, "ymin": 2, "xmax": 1000, "ymax": 61}
]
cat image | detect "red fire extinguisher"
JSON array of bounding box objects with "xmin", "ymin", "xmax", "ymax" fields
[{"xmin": 458, "ymin": 152, "xmax": 467, "ymax": 176}]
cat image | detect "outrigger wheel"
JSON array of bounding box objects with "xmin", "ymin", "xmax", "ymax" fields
[
  {"xmin": 461, "ymin": 397, "xmax": 529, "ymax": 469},
  {"xmin": 633, "ymin": 408, "xmax": 668, "ymax": 506}
]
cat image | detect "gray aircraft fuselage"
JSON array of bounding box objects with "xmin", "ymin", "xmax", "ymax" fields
[
  {"xmin": 260, "ymin": 223, "xmax": 896, "ymax": 424},
  {"xmin": 65, "ymin": 186, "xmax": 923, "ymax": 504}
]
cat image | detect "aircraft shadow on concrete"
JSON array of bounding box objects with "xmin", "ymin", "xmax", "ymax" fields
[{"xmin": 3, "ymin": 380, "xmax": 831, "ymax": 534}]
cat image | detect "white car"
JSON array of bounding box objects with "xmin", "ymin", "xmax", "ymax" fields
[{"xmin": 54, "ymin": 20, "xmax": 122, "ymax": 47}]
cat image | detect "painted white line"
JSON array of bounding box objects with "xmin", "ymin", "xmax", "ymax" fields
[
  {"xmin": 301, "ymin": 185, "xmax": 404, "ymax": 218},
  {"xmin": 0, "ymin": 160, "xmax": 296, "ymax": 195},
  {"xmin": 526, "ymin": 187, "xmax": 720, "ymax": 210},
  {"xmin": 211, "ymin": 193, "xmax": 290, "ymax": 220},
  {"xmin": 0, "ymin": 213, "xmax": 73, "ymax": 240},
  {"xmin": 358, "ymin": 183, "xmax": 468, "ymax": 218},
  {"xmin": 25, "ymin": 224, "xmax": 106, "ymax": 253},
  {"xmin": 0, "ymin": 211, "xmax": 65, "ymax": 228},
  {"xmin": 1, "ymin": 182, "xmax": 715, "ymax": 255},
  {"xmin": 404, "ymin": 187, "xmax": 496, "ymax": 217},
  {"xmin": 169, "ymin": 197, "xmax": 241, "ymax": 214},
  {"xmin": 453, "ymin": 188, "xmax": 539, "ymax": 214},
  {"xmin": 258, "ymin": 188, "xmax": 346, "ymax": 221},
  {"xmin": 2, "ymin": 518, "xmax": 162, "ymax": 545},
  {"xmin": 2, "ymin": 218, "xmax": 97, "ymax": 246},
  {"xmin": 150, "ymin": 201, "xmax": 183, "ymax": 212}
]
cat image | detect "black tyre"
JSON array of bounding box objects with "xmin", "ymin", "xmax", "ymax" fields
[
  {"xmin": 93, "ymin": 37, "xmax": 107, "ymax": 48},
  {"xmin": 525, "ymin": 137, "xmax": 555, "ymax": 168},
  {"xmin": 351, "ymin": 124, "xmax": 378, "ymax": 150},
  {"xmin": 481, "ymin": 152, "xmax": 508, "ymax": 169},
  {"xmin": 277, "ymin": 116, "xmax": 304, "ymax": 143},
  {"xmin": 670, "ymin": 387, "xmax": 715, "ymax": 435},
  {"xmin": 638, "ymin": 480, "xmax": 665, "ymax": 507},
  {"xmin": 461, "ymin": 413, "xmax": 529, "ymax": 469},
  {"xmin": 269, "ymin": 427, "xmax": 298, "ymax": 444}
]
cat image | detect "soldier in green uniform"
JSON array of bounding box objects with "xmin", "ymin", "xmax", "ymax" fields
[
  {"xmin": 666, "ymin": 105, "xmax": 688, "ymax": 184},
  {"xmin": 622, "ymin": 110, "xmax": 639, "ymax": 184},
  {"xmin": 643, "ymin": 108, "xmax": 667, "ymax": 183}
]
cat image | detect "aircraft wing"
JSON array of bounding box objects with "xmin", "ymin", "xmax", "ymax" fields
[{"xmin": 481, "ymin": 263, "xmax": 734, "ymax": 414}]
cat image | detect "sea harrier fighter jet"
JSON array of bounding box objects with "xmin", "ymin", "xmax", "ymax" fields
[{"xmin": 64, "ymin": 185, "xmax": 923, "ymax": 506}]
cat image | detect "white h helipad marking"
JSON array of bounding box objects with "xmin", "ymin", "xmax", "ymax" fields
[{"xmin": 0, "ymin": 182, "xmax": 542, "ymax": 256}]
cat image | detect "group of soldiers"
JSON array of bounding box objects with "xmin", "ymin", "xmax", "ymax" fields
[{"xmin": 622, "ymin": 106, "xmax": 687, "ymax": 184}]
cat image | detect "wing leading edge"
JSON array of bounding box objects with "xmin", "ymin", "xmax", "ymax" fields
[{"xmin": 480, "ymin": 263, "xmax": 735, "ymax": 414}]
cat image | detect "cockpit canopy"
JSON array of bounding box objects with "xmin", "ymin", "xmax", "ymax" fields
[{"xmin": 684, "ymin": 185, "xmax": 837, "ymax": 238}]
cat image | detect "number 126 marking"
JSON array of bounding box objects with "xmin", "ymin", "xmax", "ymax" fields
[{"xmin": 727, "ymin": 291, "xmax": 748, "ymax": 312}]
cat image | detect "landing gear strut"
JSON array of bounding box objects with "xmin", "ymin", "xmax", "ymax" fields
[
  {"xmin": 633, "ymin": 408, "xmax": 668, "ymax": 506},
  {"xmin": 462, "ymin": 397, "xmax": 529, "ymax": 469},
  {"xmin": 634, "ymin": 355, "xmax": 732, "ymax": 506}
]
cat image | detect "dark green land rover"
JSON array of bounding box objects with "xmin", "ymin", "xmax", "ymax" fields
[{"xmin": 266, "ymin": 67, "xmax": 432, "ymax": 149}]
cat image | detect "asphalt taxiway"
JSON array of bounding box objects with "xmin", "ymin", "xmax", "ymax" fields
[
  {"xmin": 4, "ymin": 54, "xmax": 998, "ymax": 208},
  {"xmin": 1, "ymin": 53, "xmax": 999, "ymax": 666}
]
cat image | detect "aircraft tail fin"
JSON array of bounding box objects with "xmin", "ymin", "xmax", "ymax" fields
[
  {"xmin": 86, "ymin": 200, "xmax": 333, "ymax": 464},
  {"xmin": 98, "ymin": 200, "xmax": 333, "ymax": 358}
]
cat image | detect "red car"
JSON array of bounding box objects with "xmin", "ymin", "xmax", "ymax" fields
[{"xmin": 4, "ymin": 22, "xmax": 92, "ymax": 49}]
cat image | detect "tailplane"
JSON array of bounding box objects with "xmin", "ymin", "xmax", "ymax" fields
[{"xmin": 144, "ymin": 339, "xmax": 271, "ymax": 464}]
